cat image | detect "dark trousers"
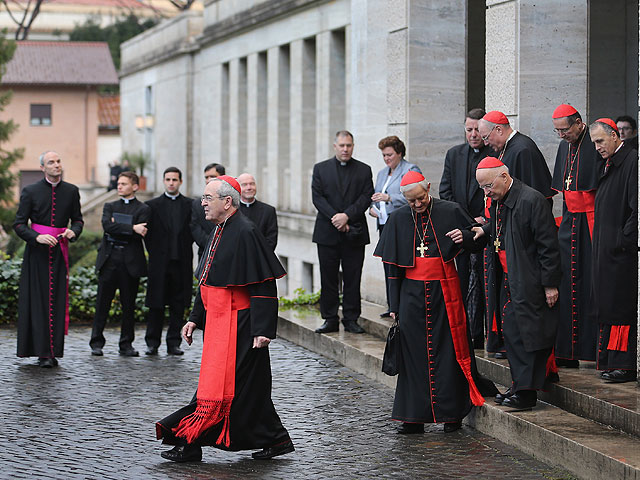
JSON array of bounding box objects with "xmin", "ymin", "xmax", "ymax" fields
[
  {"xmin": 145, "ymin": 261, "xmax": 185, "ymax": 350},
  {"xmin": 90, "ymin": 249, "xmax": 140, "ymax": 350},
  {"xmin": 317, "ymin": 243, "xmax": 365, "ymax": 323}
]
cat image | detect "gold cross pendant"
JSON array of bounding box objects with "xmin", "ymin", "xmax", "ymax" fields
[
  {"xmin": 565, "ymin": 175, "xmax": 572, "ymax": 190},
  {"xmin": 416, "ymin": 241, "xmax": 428, "ymax": 258},
  {"xmin": 494, "ymin": 238, "xmax": 501, "ymax": 253}
]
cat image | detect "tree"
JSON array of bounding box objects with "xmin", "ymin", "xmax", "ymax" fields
[
  {"xmin": 69, "ymin": 15, "xmax": 157, "ymax": 72},
  {"xmin": 1, "ymin": 0, "xmax": 45, "ymax": 40},
  {"xmin": 0, "ymin": 32, "xmax": 23, "ymax": 233}
]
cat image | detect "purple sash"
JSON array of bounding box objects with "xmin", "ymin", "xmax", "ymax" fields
[{"xmin": 31, "ymin": 223, "xmax": 70, "ymax": 334}]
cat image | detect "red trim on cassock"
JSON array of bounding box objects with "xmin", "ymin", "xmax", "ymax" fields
[
  {"xmin": 607, "ymin": 325, "xmax": 630, "ymax": 352},
  {"xmin": 564, "ymin": 189, "xmax": 595, "ymax": 238},
  {"xmin": 405, "ymin": 256, "xmax": 484, "ymax": 407}
]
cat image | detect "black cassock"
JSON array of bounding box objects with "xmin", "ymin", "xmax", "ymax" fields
[
  {"xmin": 239, "ymin": 199, "xmax": 278, "ymax": 251},
  {"xmin": 590, "ymin": 142, "xmax": 638, "ymax": 371},
  {"xmin": 485, "ymin": 131, "xmax": 554, "ymax": 353},
  {"xmin": 375, "ymin": 201, "xmax": 496, "ymax": 424},
  {"xmin": 551, "ymin": 128, "xmax": 602, "ymax": 361},
  {"xmin": 13, "ymin": 179, "xmax": 83, "ymax": 358},
  {"xmin": 483, "ymin": 179, "xmax": 561, "ymax": 391},
  {"xmin": 157, "ymin": 212, "xmax": 291, "ymax": 450}
]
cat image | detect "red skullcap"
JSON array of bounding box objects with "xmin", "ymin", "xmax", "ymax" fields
[
  {"xmin": 552, "ymin": 104, "xmax": 578, "ymax": 119},
  {"xmin": 217, "ymin": 175, "xmax": 241, "ymax": 193},
  {"xmin": 400, "ymin": 171, "xmax": 425, "ymax": 186},
  {"xmin": 483, "ymin": 111, "xmax": 509, "ymax": 125},
  {"xmin": 476, "ymin": 157, "xmax": 505, "ymax": 170},
  {"xmin": 595, "ymin": 118, "xmax": 619, "ymax": 133}
]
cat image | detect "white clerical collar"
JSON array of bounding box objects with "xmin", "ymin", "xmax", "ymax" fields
[
  {"xmin": 241, "ymin": 199, "xmax": 256, "ymax": 207},
  {"xmin": 473, "ymin": 148, "xmax": 480, "ymax": 153},
  {"xmin": 506, "ymin": 129, "xmax": 517, "ymax": 143},
  {"xmin": 121, "ymin": 197, "xmax": 135, "ymax": 204},
  {"xmin": 165, "ymin": 192, "xmax": 179, "ymax": 200},
  {"xmin": 45, "ymin": 177, "xmax": 60, "ymax": 187},
  {"xmin": 614, "ymin": 142, "xmax": 624, "ymax": 154}
]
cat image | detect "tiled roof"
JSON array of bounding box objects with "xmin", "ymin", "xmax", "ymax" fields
[
  {"xmin": 98, "ymin": 94, "xmax": 120, "ymax": 127},
  {"xmin": 2, "ymin": 41, "xmax": 119, "ymax": 86}
]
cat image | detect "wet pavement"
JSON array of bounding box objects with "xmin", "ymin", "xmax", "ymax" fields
[{"xmin": 1, "ymin": 324, "xmax": 576, "ymax": 479}]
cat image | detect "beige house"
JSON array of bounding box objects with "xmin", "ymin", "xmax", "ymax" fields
[{"xmin": 1, "ymin": 41, "xmax": 119, "ymax": 192}]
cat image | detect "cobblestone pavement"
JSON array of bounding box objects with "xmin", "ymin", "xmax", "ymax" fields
[{"xmin": 1, "ymin": 325, "xmax": 575, "ymax": 480}]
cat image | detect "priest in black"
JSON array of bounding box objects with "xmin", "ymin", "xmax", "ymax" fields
[
  {"xmin": 550, "ymin": 105, "xmax": 602, "ymax": 367},
  {"xmin": 375, "ymin": 171, "xmax": 496, "ymax": 434},
  {"xmin": 89, "ymin": 172, "xmax": 151, "ymax": 357},
  {"xmin": 13, "ymin": 151, "xmax": 83, "ymax": 368},
  {"xmin": 191, "ymin": 163, "xmax": 225, "ymax": 259},
  {"xmin": 237, "ymin": 173, "xmax": 278, "ymax": 251},
  {"xmin": 439, "ymin": 108, "xmax": 491, "ymax": 349},
  {"xmin": 473, "ymin": 157, "xmax": 561, "ymax": 410},
  {"xmin": 144, "ymin": 167, "xmax": 193, "ymax": 356},
  {"xmin": 157, "ymin": 176, "xmax": 293, "ymax": 462},
  {"xmin": 589, "ymin": 119, "xmax": 638, "ymax": 383},
  {"xmin": 478, "ymin": 111, "xmax": 554, "ymax": 359}
]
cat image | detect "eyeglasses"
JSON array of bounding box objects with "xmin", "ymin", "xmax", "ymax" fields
[
  {"xmin": 553, "ymin": 126, "xmax": 572, "ymax": 135},
  {"xmin": 481, "ymin": 125, "xmax": 497, "ymax": 142},
  {"xmin": 478, "ymin": 173, "xmax": 504, "ymax": 191},
  {"xmin": 201, "ymin": 194, "xmax": 225, "ymax": 203}
]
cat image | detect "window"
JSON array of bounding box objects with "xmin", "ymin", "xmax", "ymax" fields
[{"xmin": 30, "ymin": 104, "xmax": 51, "ymax": 126}]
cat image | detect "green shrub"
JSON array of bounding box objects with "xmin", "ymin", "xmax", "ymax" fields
[
  {"xmin": 279, "ymin": 287, "xmax": 321, "ymax": 309},
  {"xmin": 69, "ymin": 231, "xmax": 102, "ymax": 267},
  {"xmin": 0, "ymin": 251, "xmax": 21, "ymax": 323}
]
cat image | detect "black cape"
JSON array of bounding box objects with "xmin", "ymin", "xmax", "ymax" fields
[
  {"xmin": 157, "ymin": 211, "xmax": 289, "ymax": 450},
  {"xmin": 500, "ymin": 132, "xmax": 554, "ymax": 198},
  {"xmin": 13, "ymin": 179, "xmax": 83, "ymax": 358}
]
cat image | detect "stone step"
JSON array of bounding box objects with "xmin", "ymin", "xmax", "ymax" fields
[{"xmin": 277, "ymin": 306, "xmax": 640, "ymax": 480}]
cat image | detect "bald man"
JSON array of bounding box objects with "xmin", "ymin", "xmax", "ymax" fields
[{"xmin": 237, "ymin": 173, "xmax": 278, "ymax": 251}]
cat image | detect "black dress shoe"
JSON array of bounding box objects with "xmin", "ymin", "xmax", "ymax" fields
[
  {"xmin": 494, "ymin": 387, "xmax": 512, "ymax": 405},
  {"xmin": 556, "ymin": 358, "xmax": 579, "ymax": 368},
  {"xmin": 119, "ymin": 348, "xmax": 139, "ymax": 357},
  {"xmin": 145, "ymin": 347, "xmax": 158, "ymax": 355},
  {"xmin": 38, "ymin": 358, "xmax": 55, "ymax": 368},
  {"xmin": 601, "ymin": 369, "xmax": 637, "ymax": 383},
  {"xmin": 380, "ymin": 311, "xmax": 392, "ymax": 318},
  {"xmin": 91, "ymin": 347, "xmax": 103, "ymax": 356},
  {"xmin": 167, "ymin": 347, "xmax": 184, "ymax": 356},
  {"xmin": 315, "ymin": 321, "xmax": 339, "ymax": 334},
  {"xmin": 342, "ymin": 319, "xmax": 365, "ymax": 334},
  {"xmin": 494, "ymin": 351, "xmax": 507, "ymax": 360},
  {"xmin": 160, "ymin": 444, "xmax": 202, "ymax": 462},
  {"xmin": 444, "ymin": 421, "xmax": 462, "ymax": 433},
  {"xmin": 502, "ymin": 392, "xmax": 536, "ymax": 410},
  {"xmin": 397, "ymin": 422, "xmax": 424, "ymax": 434},
  {"xmin": 252, "ymin": 439, "xmax": 295, "ymax": 460}
]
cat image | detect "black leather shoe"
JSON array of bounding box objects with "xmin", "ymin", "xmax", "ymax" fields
[
  {"xmin": 601, "ymin": 369, "xmax": 637, "ymax": 383},
  {"xmin": 91, "ymin": 347, "xmax": 103, "ymax": 356},
  {"xmin": 397, "ymin": 422, "xmax": 424, "ymax": 434},
  {"xmin": 502, "ymin": 392, "xmax": 536, "ymax": 410},
  {"xmin": 444, "ymin": 421, "xmax": 462, "ymax": 433},
  {"xmin": 315, "ymin": 321, "xmax": 339, "ymax": 334},
  {"xmin": 556, "ymin": 358, "xmax": 579, "ymax": 368},
  {"xmin": 167, "ymin": 347, "xmax": 184, "ymax": 356},
  {"xmin": 119, "ymin": 348, "xmax": 139, "ymax": 357},
  {"xmin": 161, "ymin": 444, "xmax": 202, "ymax": 462},
  {"xmin": 494, "ymin": 387, "xmax": 512, "ymax": 405},
  {"xmin": 38, "ymin": 358, "xmax": 55, "ymax": 368},
  {"xmin": 380, "ymin": 311, "xmax": 392, "ymax": 318},
  {"xmin": 252, "ymin": 439, "xmax": 295, "ymax": 460},
  {"xmin": 342, "ymin": 319, "xmax": 365, "ymax": 334},
  {"xmin": 145, "ymin": 347, "xmax": 158, "ymax": 355},
  {"xmin": 494, "ymin": 351, "xmax": 507, "ymax": 360}
]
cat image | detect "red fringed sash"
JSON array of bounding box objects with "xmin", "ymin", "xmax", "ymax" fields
[
  {"xmin": 607, "ymin": 325, "xmax": 630, "ymax": 352},
  {"xmin": 173, "ymin": 285, "xmax": 250, "ymax": 446},
  {"xmin": 406, "ymin": 257, "xmax": 485, "ymax": 407}
]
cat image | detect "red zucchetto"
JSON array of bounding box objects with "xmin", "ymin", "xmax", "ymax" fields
[
  {"xmin": 217, "ymin": 175, "xmax": 241, "ymax": 193},
  {"xmin": 483, "ymin": 111, "xmax": 509, "ymax": 125},
  {"xmin": 552, "ymin": 104, "xmax": 578, "ymax": 119},
  {"xmin": 400, "ymin": 171, "xmax": 425, "ymax": 186},
  {"xmin": 595, "ymin": 118, "xmax": 619, "ymax": 133},
  {"xmin": 476, "ymin": 157, "xmax": 505, "ymax": 170}
]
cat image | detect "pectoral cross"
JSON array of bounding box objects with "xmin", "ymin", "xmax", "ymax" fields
[
  {"xmin": 493, "ymin": 238, "xmax": 501, "ymax": 253},
  {"xmin": 416, "ymin": 241, "xmax": 428, "ymax": 258},
  {"xmin": 565, "ymin": 175, "xmax": 572, "ymax": 190}
]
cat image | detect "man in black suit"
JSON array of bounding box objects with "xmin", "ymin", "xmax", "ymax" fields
[
  {"xmin": 90, "ymin": 171, "xmax": 150, "ymax": 357},
  {"xmin": 237, "ymin": 173, "xmax": 277, "ymax": 250},
  {"xmin": 144, "ymin": 167, "xmax": 194, "ymax": 356},
  {"xmin": 191, "ymin": 163, "xmax": 226, "ymax": 258},
  {"xmin": 439, "ymin": 108, "xmax": 491, "ymax": 348},
  {"xmin": 312, "ymin": 130, "xmax": 374, "ymax": 334}
]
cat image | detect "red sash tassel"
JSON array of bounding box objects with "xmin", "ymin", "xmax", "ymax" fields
[
  {"xmin": 607, "ymin": 325, "xmax": 630, "ymax": 352},
  {"xmin": 173, "ymin": 285, "xmax": 250, "ymax": 446},
  {"xmin": 406, "ymin": 257, "xmax": 484, "ymax": 407},
  {"xmin": 546, "ymin": 351, "xmax": 559, "ymax": 376}
]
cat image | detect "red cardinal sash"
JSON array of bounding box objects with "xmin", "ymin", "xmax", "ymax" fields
[{"xmin": 564, "ymin": 190, "xmax": 595, "ymax": 238}]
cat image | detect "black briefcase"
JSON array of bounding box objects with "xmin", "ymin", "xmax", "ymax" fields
[{"xmin": 382, "ymin": 318, "xmax": 401, "ymax": 376}]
